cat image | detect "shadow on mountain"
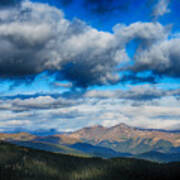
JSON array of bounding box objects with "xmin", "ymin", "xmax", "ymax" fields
[{"xmin": 1, "ymin": 141, "xmax": 180, "ymax": 180}]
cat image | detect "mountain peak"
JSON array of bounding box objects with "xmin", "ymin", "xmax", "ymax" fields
[
  {"xmin": 119, "ymin": 123, "xmax": 129, "ymax": 127},
  {"xmin": 91, "ymin": 124, "xmax": 105, "ymax": 129},
  {"xmin": 110, "ymin": 123, "xmax": 131, "ymax": 129}
]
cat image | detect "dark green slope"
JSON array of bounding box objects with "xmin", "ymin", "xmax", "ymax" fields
[
  {"xmin": 11, "ymin": 140, "xmax": 132, "ymax": 158},
  {"xmin": 1, "ymin": 141, "xmax": 180, "ymax": 180},
  {"xmin": 136, "ymin": 151, "xmax": 180, "ymax": 163},
  {"xmin": 69, "ymin": 142, "xmax": 131, "ymax": 158},
  {"xmin": 10, "ymin": 140, "xmax": 89, "ymax": 157}
]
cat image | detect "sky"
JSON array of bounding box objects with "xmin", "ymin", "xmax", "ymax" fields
[{"xmin": 0, "ymin": 0, "xmax": 180, "ymax": 132}]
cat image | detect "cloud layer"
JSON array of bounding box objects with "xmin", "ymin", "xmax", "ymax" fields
[
  {"xmin": 0, "ymin": 0, "xmax": 179, "ymax": 87},
  {"xmin": 0, "ymin": 85, "xmax": 180, "ymax": 131}
]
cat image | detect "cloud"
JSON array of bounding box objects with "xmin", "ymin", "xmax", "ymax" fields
[
  {"xmin": 0, "ymin": 94, "xmax": 83, "ymax": 112},
  {"xmin": 52, "ymin": 82, "xmax": 73, "ymax": 88},
  {"xmin": 85, "ymin": 85, "xmax": 180, "ymax": 101},
  {"xmin": 132, "ymin": 38, "xmax": 180, "ymax": 78},
  {"xmin": 115, "ymin": 23, "xmax": 180, "ymax": 81},
  {"xmin": 0, "ymin": 0, "xmax": 22, "ymax": 7},
  {"xmin": 152, "ymin": 0, "xmax": 170, "ymax": 19},
  {"xmin": 0, "ymin": 85, "xmax": 180, "ymax": 131},
  {"xmin": 113, "ymin": 22, "xmax": 169, "ymax": 49},
  {"xmin": 0, "ymin": 1, "xmax": 65, "ymax": 76},
  {"xmin": 0, "ymin": 0, "xmax": 121, "ymax": 87},
  {"xmin": 2, "ymin": 84, "xmax": 179, "ymax": 112},
  {"xmin": 0, "ymin": 84, "xmax": 179, "ymax": 112},
  {"xmin": 0, "ymin": 0, "xmax": 177, "ymax": 88}
]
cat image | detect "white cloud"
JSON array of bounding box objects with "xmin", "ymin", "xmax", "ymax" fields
[
  {"xmin": 0, "ymin": 85, "xmax": 180, "ymax": 131},
  {"xmin": 133, "ymin": 38, "xmax": 180, "ymax": 77},
  {"xmin": 152, "ymin": 0, "xmax": 170, "ymax": 19},
  {"xmin": 0, "ymin": 0, "xmax": 171, "ymax": 87}
]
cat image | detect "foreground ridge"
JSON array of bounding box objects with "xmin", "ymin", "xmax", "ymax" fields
[{"xmin": 1, "ymin": 141, "xmax": 180, "ymax": 180}]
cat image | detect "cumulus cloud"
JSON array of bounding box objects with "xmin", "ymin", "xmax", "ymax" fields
[
  {"xmin": 0, "ymin": 0, "xmax": 119, "ymax": 87},
  {"xmin": 152, "ymin": 0, "xmax": 170, "ymax": 19},
  {"xmin": 113, "ymin": 22, "xmax": 169, "ymax": 48},
  {"xmin": 132, "ymin": 38, "xmax": 180, "ymax": 78},
  {"xmin": 117, "ymin": 23, "xmax": 180, "ymax": 81},
  {"xmin": 0, "ymin": 95, "xmax": 82, "ymax": 112},
  {"xmin": 0, "ymin": 0, "xmax": 172, "ymax": 87}
]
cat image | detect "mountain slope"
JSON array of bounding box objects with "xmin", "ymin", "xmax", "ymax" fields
[
  {"xmin": 1, "ymin": 123, "xmax": 180, "ymax": 159},
  {"xmin": 1, "ymin": 141, "xmax": 180, "ymax": 180},
  {"xmin": 10, "ymin": 140, "xmax": 88, "ymax": 157},
  {"xmin": 62, "ymin": 123, "xmax": 180, "ymax": 154},
  {"xmin": 69, "ymin": 142, "xmax": 131, "ymax": 158},
  {"xmin": 136, "ymin": 151, "xmax": 180, "ymax": 163}
]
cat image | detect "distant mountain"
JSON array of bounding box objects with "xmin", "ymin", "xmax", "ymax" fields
[
  {"xmin": 0, "ymin": 132, "xmax": 35, "ymax": 141},
  {"xmin": 64, "ymin": 123, "xmax": 180, "ymax": 154},
  {"xmin": 1, "ymin": 123, "xmax": 180, "ymax": 162},
  {"xmin": 2, "ymin": 128, "xmax": 64, "ymax": 136}
]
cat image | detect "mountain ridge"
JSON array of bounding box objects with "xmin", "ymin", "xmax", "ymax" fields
[
  {"xmin": 1, "ymin": 141, "xmax": 180, "ymax": 180},
  {"xmin": 64, "ymin": 123, "xmax": 180, "ymax": 153},
  {"xmin": 1, "ymin": 123, "xmax": 180, "ymax": 161}
]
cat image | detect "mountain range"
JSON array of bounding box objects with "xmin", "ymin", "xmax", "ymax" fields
[{"xmin": 1, "ymin": 123, "xmax": 180, "ymax": 162}]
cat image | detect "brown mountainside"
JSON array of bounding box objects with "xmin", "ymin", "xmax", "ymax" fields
[
  {"xmin": 66, "ymin": 123, "xmax": 180, "ymax": 147},
  {"xmin": 1, "ymin": 123, "xmax": 180, "ymax": 154}
]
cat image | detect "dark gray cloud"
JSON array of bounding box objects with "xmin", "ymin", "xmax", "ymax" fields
[
  {"xmin": 131, "ymin": 38, "xmax": 180, "ymax": 78},
  {"xmin": 116, "ymin": 22, "xmax": 180, "ymax": 81},
  {"xmin": 0, "ymin": 0, "xmax": 22, "ymax": 7},
  {"xmin": 0, "ymin": 1, "xmax": 120, "ymax": 87},
  {"xmin": 0, "ymin": 0, "xmax": 178, "ymax": 88}
]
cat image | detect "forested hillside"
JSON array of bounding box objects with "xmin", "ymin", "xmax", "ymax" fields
[{"xmin": 0, "ymin": 141, "xmax": 180, "ymax": 180}]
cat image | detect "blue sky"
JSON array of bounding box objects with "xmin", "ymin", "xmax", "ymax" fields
[{"xmin": 0, "ymin": 0, "xmax": 180, "ymax": 132}]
